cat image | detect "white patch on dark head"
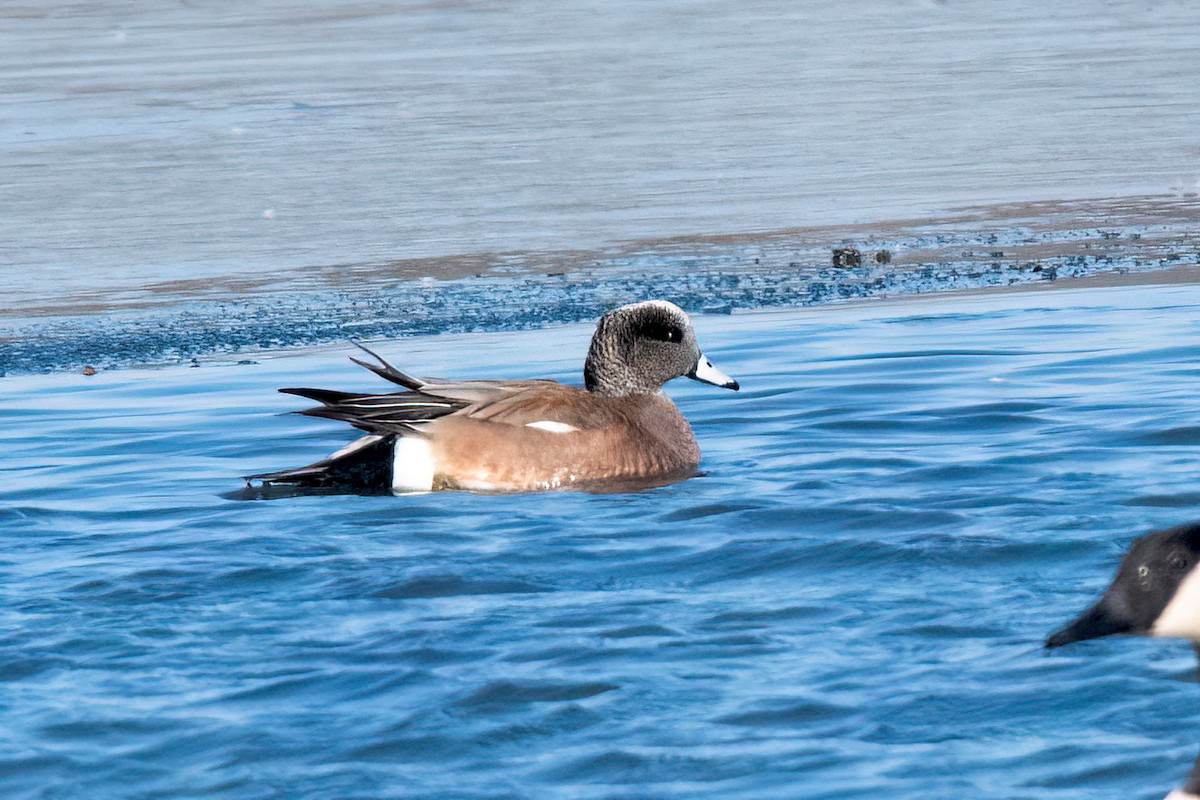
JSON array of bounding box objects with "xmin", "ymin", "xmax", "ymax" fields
[
  {"xmin": 636, "ymin": 299, "xmax": 685, "ymax": 315},
  {"xmin": 525, "ymin": 420, "xmax": 579, "ymax": 433},
  {"xmin": 1164, "ymin": 790, "xmax": 1200, "ymax": 800},
  {"xmin": 392, "ymin": 437, "xmax": 434, "ymax": 492},
  {"xmin": 1152, "ymin": 563, "xmax": 1200, "ymax": 639}
]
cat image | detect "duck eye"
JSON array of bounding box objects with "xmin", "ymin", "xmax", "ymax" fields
[
  {"xmin": 1170, "ymin": 553, "xmax": 1190, "ymax": 571},
  {"xmin": 642, "ymin": 321, "xmax": 683, "ymax": 343}
]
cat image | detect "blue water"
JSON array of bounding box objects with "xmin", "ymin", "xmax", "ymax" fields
[{"xmin": 3, "ymin": 283, "xmax": 1200, "ymax": 799}]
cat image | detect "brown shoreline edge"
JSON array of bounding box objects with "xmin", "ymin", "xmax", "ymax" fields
[
  {"xmin": 1, "ymin": 194, "xmax": 1197, "ymax": 375},
  {"xmin": 10, "ymin": 194, "xmax": 1200, "ymax": 320}
]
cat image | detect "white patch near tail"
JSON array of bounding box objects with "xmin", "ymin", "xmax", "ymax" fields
[
  {"xmin": 525, "ymin": 420, "xmax": 579, "ymax": 434},
  {"xmin": 392, "ymin": 437, "xmax": 435, "ymax": 492},
  {"xmin": 327, "ymin": 434, "xmax": 384, "ymax": 461},
  {"xmin": 1152, "ymin": 564, "xmax": 1200, "ymax": 639}
]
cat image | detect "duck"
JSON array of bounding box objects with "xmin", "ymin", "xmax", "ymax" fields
[
  {"xmin": 1168, "ymin": 758, "xmax": 1200, "ymax": 800},
  {"xmin": 1045, "ymin": 522, "xmax": 1200, "ymax": 648},
  {"xmin": 247, "ymin": 300, "xmax": 739, "ymax": 493},
  {"xmin": 1046, "ymin": 522, "xmax": 1200, "ymax": 800}
]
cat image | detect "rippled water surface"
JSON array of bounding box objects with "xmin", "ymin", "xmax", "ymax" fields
[{"xmin": 4, "ymin": 283, "xmax": 1200, "ymax": 798}]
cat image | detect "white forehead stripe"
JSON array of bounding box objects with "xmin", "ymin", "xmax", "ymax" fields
[
  {"xmin": 630, "ymin": 299, "xmax": 685, "ymax": 315},
  {"xmin": 1152, "ymin": 563, "xmax": 1200, "ymax": 639},
  {"xmin": 525, "ymin": 421, "xmax": 579, "ymax": 434}
]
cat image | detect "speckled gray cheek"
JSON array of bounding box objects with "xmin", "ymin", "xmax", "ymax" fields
[
  {"xmin": 583, "ymin": 315, "xmax": 637, "ymax": 394},
  {"xmin": 639, "ymin": 336, "xmax": 701, "ymax": 388}
]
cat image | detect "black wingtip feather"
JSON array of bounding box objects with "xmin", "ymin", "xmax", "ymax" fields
[
  {"xmin": 296, "ymin": 405, "xmax": 430, "ymax": 436},
  {"xmin": 279, "ymin": 387, "xmax": 359, "ymax": 405},
  {"xmin": 297, "ymin": 406, "xmax": 379, "ymax": 430}
]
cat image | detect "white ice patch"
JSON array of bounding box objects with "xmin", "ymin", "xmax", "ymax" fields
[
  {"xmin": 1152, "ymin": 564, "xmax": 1200, "ymax": 639},
  {"xmin": 525, "ymin": 421, "xmax": 579, "ymax": 434},
  {"xmin": 392, "ymin": 437, "xmax": 434, "ymax": 492}
]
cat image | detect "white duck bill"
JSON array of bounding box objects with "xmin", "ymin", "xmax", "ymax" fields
[{"xmin": 688, "ymin": 354, "xmax": 738, "ymax": 389}]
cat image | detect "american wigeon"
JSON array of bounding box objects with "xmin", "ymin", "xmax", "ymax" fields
[
  {"xmin": 248, "ymin": 300, "xmax": 739, "ymax": 493},
  {"xmin": 1046, "ymin": 523, "xmax": 1200, "ymax": 800}
]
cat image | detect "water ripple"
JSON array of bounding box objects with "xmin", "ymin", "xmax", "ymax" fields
[{"xmin": 3, "ymin": 286, "xmax": 1200, "ymax": 798}]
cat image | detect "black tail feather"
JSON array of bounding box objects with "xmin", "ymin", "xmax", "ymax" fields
[
  {"xmin": 248, "ymin": 343, "xmax": 458, "ymax": 493},
  {"xmin": 247, "ymin": 434, "xmax": 395, "ymax": 491},
  {"xmin": 280, "ymin": 387, "xmax": 360, "ymax": 405},
  {"xmin": 349, "ymin": 341, "xmax": 426, "ymax": 390}
]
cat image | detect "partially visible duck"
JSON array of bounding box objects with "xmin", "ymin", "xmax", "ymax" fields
[
  {"xmin": 1046, "ymin": 522, "xmax": 1200, "ymax": 648},
  {"xmin": 1167, "ymin": 754, "xmax": 1200, "ymax": 800},
  {"xmin": 1047, "ymin": 522, "xmax": 1200, "ymax": 800}
]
